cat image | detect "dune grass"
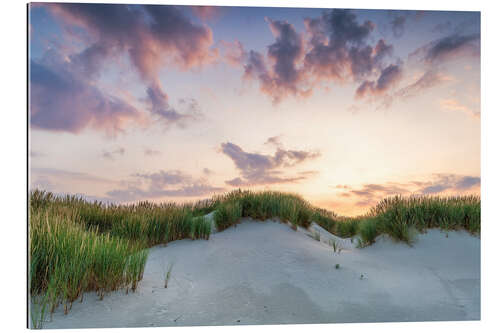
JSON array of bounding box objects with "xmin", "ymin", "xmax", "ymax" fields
[
  {"xmin": 369, "ymin": 195, "xmax": 480, "ymax": 242},
  {"xmin": 211, "ymin": 190, "xmax": 320, "ymax": 231},
  {"xmin": 29, "ymin": 189, "xmax": 480, "ymax": 327},
  {"xmin": 29, "ymin": 208, "xmax": 147, "ymax": 320},
  {"xmin": 357, "ymin": 218, "xmax": 378, "ymax": 247},
  {"xmin": 341, "ymin": 195, "xmax": 481, "ymax": 246},
  {"xmin": 28, "ymin": 190, "xmax": 214, "ymax": 327}
]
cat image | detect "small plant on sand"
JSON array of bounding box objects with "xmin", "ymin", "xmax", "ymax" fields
[
  {"xmin": 355, "ymin": 237, "xmax": 364, "ymax": 249},
  {"xmin": 335, "ymin": 264, "xmax": 340, "ymax": 269},
  {"xmin": 164, "ymin": 263, "xmax": 174, "ymax": 288},
  {"xmin": 329, "ymin": 239, "xmax": 342, "ymax": 254},
  {"xmin": 312, "ymin": 231, "xmax": 320, "ymax": 241}
]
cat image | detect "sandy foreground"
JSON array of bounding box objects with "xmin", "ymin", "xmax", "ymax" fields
[{"xmin": 43, "ymin": 217, "xmax": 480, "ymax": 328}]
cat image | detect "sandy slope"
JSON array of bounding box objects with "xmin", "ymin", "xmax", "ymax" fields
[{"xmin": 43, "ymin": 218, "xmax": 480, "ymax": 328}]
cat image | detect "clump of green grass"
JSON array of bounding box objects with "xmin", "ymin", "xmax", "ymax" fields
[
  {"xmin": 329, "ymin": 239, "xmax": 342, "ymax": 254},
  {"xmin": 190, "ymin": 216, "xmax": 211, "ymax": 240},
  {"xmin": 358, "ymin": 218, "xmax": 379, "ymax": 247},
  {"xmin": 212, "ymin": 190, "xmax": 319, "ymax": 230},
  {"xmin": 29, "ymin": 207, "xmax": 149, "ymax": 318},
  {"xmin": 213, "ymin": 200, "xmax": 242, "ymax": 231},
  {"xmin": 334, "ymin": 217, "xmax": 360, "ymax": 238},
  {"xmin": 311, "ymin": 231, "xmax": 321, "ymax": 241},
  {"xmin": 370, "ymin": 195, "xmax": 480, "ymax": 243},
  {"xmin": 28, "ymin": 190, "xmax": 215, "ymax": 319}
]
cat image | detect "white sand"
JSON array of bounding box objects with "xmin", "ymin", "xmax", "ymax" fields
[{"xmin": 43, "ymin": 217, "xmax": 480, "ymax": 328}]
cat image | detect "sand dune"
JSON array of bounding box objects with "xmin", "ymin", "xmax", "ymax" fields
[{"xmin": 43, "ymin": 217, "xmax": 480, "ymax": 328}]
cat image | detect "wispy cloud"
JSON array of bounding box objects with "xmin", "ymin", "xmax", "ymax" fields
[
  {"xmin": 102, "ymin": 147, "xmax": 125, "ymax": 160},
  {"xmin": 30, "ymin": 166, "xmax": 224, "ymax": 203},
  {"xmin": 424, "ymin": 33, "xmax": 480, "ymax": 63},
  {"xmin": 366, "ymin": 69, "xmax": 453, "ymax": 109},
  {"xmin": 335, "ymin": 173, "xmax": 480, "ymax": 207},
  {"xmin": 221, "ymin": 141, "xmax": 320, "ymax": 186},
  {"xmin": 144, "ymin": 147, "xmax": 161, "ymax": 156},
  {"xmin": 30, "ymin": 167, "xmax": 119, "ymax": 193},
  {"xmin": 439, "ymin": 98, "xmax": 480, "ymax": 118},
  {"xmin": 351, "ymin": 23, "xmax": 479, "ymax": 110},
  {"xmin": 264, "ymin": 135, "xmax": 283, "ymax": 147},
  {"xmin": 355, "ymin": 64, "xmax": 402, "ymax": 99},
  {"xmin": 31, "ymin": 167, "xmax": 117, "ymax": 184},
  {"xmin": 106, "ymin": 169, "xmax": 224, "ymax": 201}
]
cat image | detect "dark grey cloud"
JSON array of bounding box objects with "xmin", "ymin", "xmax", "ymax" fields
[
  {"xmin": 47, "ymin": 3, "xmax": 214, "ymax": 79},
  {"xmin": 355, "ymin": 64, "xmax": 402, "ymax": 98},
  {"xmin": 409, "ymin": 32, "xmax": 480, "ymax": 64},
  {"xmin": 221, "ymin": 142, "xmax": 320, "ymax": 186},
  {"xmin": 266, "ymin": 18, "xmax": 304, "ymax": 98},
  {"xmin": 303, "ymin": 9, "xmax": 390, "ymax": 82},
  {"xmin": 425, "ymin": 33, "xmax": 480, "ymax": 63},
  {"xmin": 33, "ymin": 3, "xmax": 214, "ymax": 133},
  {"xmin": 243, "ymin": 18, "xmax": 306, "ymax": 103},
  {"xmin": 30, "ymin": 57, "xmax": 141, "ymax": 135},
  {"xmin": 390, "ymin": 15, "xmax": 406, "ymax": 38},
  {"xmin": 237, "ymin": 9, "xmax": 395, "ymax": 103}
]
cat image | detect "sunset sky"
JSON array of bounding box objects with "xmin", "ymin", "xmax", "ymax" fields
[{"xmin": 28, "ymin": 3, "xmax": 480, "ymax": 216}]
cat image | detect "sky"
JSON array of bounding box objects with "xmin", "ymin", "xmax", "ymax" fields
[{"xmin": 28, "ymin": 3, "xmax": 480, "ymax": 216}]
